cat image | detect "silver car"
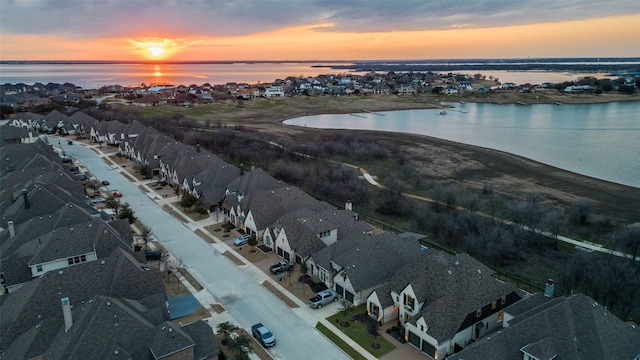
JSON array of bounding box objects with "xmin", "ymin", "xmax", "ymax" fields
[{"xmin": 308, "ymin": 290, "xmax": 339, "ymax": 308}]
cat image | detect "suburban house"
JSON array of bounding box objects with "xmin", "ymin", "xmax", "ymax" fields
[
  {"xmin": 0, "ymin": 124, "xmax": 37, "ymax": 145},
  {"xmin": 263, "ymin": 85, "xmax": 284, "ymax": 97},
  {"xmin": 68, "ymin": 111, "xmax": 99, "ymax": 139},
  {"xmin": 234, "ymin": 185, "xmax": 333, "ymax": 240},
  {"xmin": 188, "ymin": 158, "xmax": 241, "ymax": 211},
  {"xmin": 366, "ymin": 251, "xmax": 522, "ymax": 359},
  {"xmin": 0, "ymin": 248, "xmax": 213, "ymax": 359},
  {"xmin": 265, "ymin": 205, "xmax": 373, "ymax": 264},
  {"xmin": 451, "ymin": 293, "xmax": 640, "ymax": 360},
  {"xmin": 223, "ymin": 168, "xmax": 289, "ymax": 221}
]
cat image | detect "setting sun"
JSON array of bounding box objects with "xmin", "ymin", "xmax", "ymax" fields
[{"xmin": 148, "ymin": 47, "xmax": 164, "ymax": 57}]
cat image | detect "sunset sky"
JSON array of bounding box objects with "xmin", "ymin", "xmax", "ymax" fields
[{"xmin": 1, "ymin": 0, "xmax": 639, "ymax": 61}]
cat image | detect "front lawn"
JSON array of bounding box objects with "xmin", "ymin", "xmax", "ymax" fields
[{"xmin": 326, "ymin": 304, "xmax": 395, "ymax": 358}]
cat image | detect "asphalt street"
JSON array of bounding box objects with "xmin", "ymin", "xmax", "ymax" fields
[{"xmin": 63, "ymin": 143, "xmax": 351, "ymax": 360}]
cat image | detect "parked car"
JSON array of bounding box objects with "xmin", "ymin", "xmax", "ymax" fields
[
  {"xmin": 67, "ymin": 140, "xmax": 73, "ymax": 145},
  {"xmin": 308, "ymin": 290, "xmax": 339, "ymax": 309},
  {"xmin": 101, "ymin": 180, "xmax": 110, "ymax": 186},
  {"xmin": 112, "ymin": 191, "xmax": 123, "ymax": 197},
  {"xmin": 269, "ymin": 260, "xmax": 294, "ymax": 274},
  {"xmin": 75, "ymin": 174, "xmax": 87, "ymax": 181},
  {"xmin": 251, "ymin": 323, "xmax": 276, "ymax": 347},
  {"xmin": 90, "ymin": 197, "xmax": 106, "ymax": 204},
  {"xmin": 69, "ymin": 165, "xmax": 79, "ymax": 172},
  {"xmin": 233, "ymin": 234, "xmax": 251, "ymax": 246}
]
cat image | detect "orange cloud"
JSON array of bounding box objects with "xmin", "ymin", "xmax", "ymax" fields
[{"xmin": 1, "ymin": 14, "xmax": 638, "ymax": 61}]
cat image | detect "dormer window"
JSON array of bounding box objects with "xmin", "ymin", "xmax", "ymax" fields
[{"xmin": 404, "ymin": 294, "xmax": 415, "ymax": 311}]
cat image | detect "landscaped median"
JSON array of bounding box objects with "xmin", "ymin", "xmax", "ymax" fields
[{"xmin": 317, "ymin": 304, "xmax": 395, "ymax": 359}]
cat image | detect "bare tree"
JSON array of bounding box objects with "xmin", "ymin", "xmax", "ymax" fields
[
  {"xmin": 570, "ymin": 199, "xmax": 596, "ymax": 225},
  {"xmin": 339, "ymin": 298, "xmax": 353, "ymax": 327},
  {"xmin": 140, "ymin": 225, "xmax": 152, "ymax": 249}
]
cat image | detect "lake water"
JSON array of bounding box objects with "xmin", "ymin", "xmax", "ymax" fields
[
  {"xmin": 0, "ymin": 62, "xmax": 354, "ymax": 89},
  {"xmin": 284, "ymin": 102, "xmax": 640, "ymax": 188},
  {"xmin": 0, "ymin": 62, "xmax": 620, "ymax": 89}
]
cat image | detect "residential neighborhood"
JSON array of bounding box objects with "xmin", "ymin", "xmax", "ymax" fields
[{"xmin": 2, "ymin": 106, "xmax": 639, "ymax": 359}]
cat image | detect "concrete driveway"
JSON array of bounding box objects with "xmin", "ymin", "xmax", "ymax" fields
[{"xmin": 62, "ymin": 141, "xmax": 351, "ymax": 360}]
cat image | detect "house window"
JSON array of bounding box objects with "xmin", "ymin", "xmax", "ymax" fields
[
  {"xmin": 36, "ymin": 265, "xmax": 43, "ymax": 272},
  {"xmin": 68, "ymin": 258, "xmax": 74, "ymax": 265},
  {"xmin": 476, "ymin": 309, "xmax": 482, "ymax": 317},
  {"xmin": 404, "ymin": 294, "xmax": 415, "ymax": 310},
  {"xmin": 501, "ymin": 296, "xmax": 507, "ymax": 305},
  {"xmin": 80, "ymin": 255, "xmax": 86, "ymax": 262},
  {"xmin": 497, "ymin": 311, "xmax": 503, "ymax": 323},
  {"xmin": 420, "ymin": 325, "xmax": 424, "ymax": 332},
  {"xmin": 74, "ymin": 256, "xmax": 80, "ymax": 263},
  {"xmin": 492, "ymin": 301, "xmax": 497, "ymax": 310}
]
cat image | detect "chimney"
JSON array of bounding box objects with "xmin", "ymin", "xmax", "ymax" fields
[
  {"xmin": 345, "ymin": 200, "xmax": 352, "ymax": 211},
  {"xmin": 544, "ymin": 279, "xmax": 554, "ymax": 298},
  {"xmin": 61, "ymin": 297, "xmax": 73, "ymax": 332},
  {"xmin": 22, "ymin": 189, "xmax": 30, "ymax": 209},
  {"xmin": 8, "ymin": 220, "xmax": 15, "ymax": 238}
]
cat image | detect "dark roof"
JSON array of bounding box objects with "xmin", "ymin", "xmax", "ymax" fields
[
  {"xmin": 181, "ymin": 320, "xmax": 220, "ymax": 360},
  {"xmin": 452, "ymin": 294, "xmax": 640, "ymax": 360},
  {"xmin": 0, "ymin": 248, "xmax": 166, "ymax": 353},
  {"xmin": 399, "ymin": 252, "xmax": 518, "ymax": 341},
  {"xmin": 226, "ymin": 167, "xmax": 287, "ymax": 195},
  {"xmin": 333, "ymin": 232, "xmax": 423, "ymax": 292},
  {"xmin": 241, "ymin": 185, "xmax": 333, "ymax": 230}
]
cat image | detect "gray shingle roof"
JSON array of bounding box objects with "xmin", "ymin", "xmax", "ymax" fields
[
  {"xmin": 452, "ymin": 294, "xmax": 640, "ymax": 360},
  {"xmin": 333, "ymin": 232, "xmax": 423, "ymax": 292},
  {"xmin": 396, "ymin": 252, "xmax": 518, "ymax": 342},
  {"xmin": 0, "ymin": 248, "xmax": 166, "ymax": 353},
  {"xmin": 241, "ymin": 186, "xmax": 333, "ymax": 230}
]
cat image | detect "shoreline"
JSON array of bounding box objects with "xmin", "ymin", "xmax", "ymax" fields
[{"xmin": 201, "ymin": 95, "xmax": 640, "ymax": 223}]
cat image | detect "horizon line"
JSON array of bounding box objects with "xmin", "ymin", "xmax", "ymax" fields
[{"xmin": 2, "ymin": 57, "xmax": 640, "ymax": 65}]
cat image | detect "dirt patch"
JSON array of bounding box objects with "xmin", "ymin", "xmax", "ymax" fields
[
  {"xmin": 211, "ymin": 303, "xmax": 226, "ymax": 314},
  {"xmin": 261, "ymin": 281, "xmax": 300, "ymax": 308},
  {"xmin": 222, "ymin": 251, "xmax": 244, "ymax": 265},
  {"xmin": 163, "ymin": 271, "xmax": 191, "ymax": 298},
  {"xmin": 175, "ymin": 306, "xmax": 210, "ymax": 324},
  {"xmin": 177, "ymin": 267, "xmax": 204, "ymax": 291},
  {"xmin": 195, "ymin": 229, "xmax": 216, "ymax": 243}
]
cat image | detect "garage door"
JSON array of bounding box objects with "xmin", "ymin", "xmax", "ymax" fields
[
  {"xmin": 345, "ymin": 291, "xmax": 354, "ymax": 304},
  {"xmin": 408, "ymin": 331, "xmax": 420, "ymax": 348},
  {"xmin": 421, "ymin": 339, "xmax": 436, "ymax": 357}
]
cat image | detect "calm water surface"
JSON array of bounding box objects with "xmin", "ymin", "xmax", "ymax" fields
[
  {"xmin": 0, "ymin": 63, "xmax": 353, "ymax": 88},
  {"xmin": 284, "ymin": 102, "xmax": 640, "ymax": 188}
]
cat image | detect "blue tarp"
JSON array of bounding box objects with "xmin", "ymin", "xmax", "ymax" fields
[{"xmin": 166, "ymin": 292, "xmax": 201, "ymax": 320}]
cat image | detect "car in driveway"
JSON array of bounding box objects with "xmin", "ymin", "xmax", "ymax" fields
[
  {"xmin": 233, "ymin": 234, "xmax": 251, "ymax": 246},
  {"xmin": 90, "ymin": 197, "xmax": 106, "ymax": 204},
  {"xmin": 308, "ymin": 290, "xmax": 339, "ymax": 309},
  {"xmin": 251, "ymin": 323, "xmax": 276, "ymax": 347}
]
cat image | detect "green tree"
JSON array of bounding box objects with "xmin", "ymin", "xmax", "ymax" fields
[
  {"xmin": 105, "ymin": 195, "xmax": 121, "ymax": 213},
  {"xmin": 228, "ymin": 334, "xmax": 253, "ymax": 359},
  {"xmin": 248, "ymin": 234, "xmax": 258, "ymax": 252},
  {"xmin": 179, "ymin": 191, "xmax": 198, "ymax": 211},
  {"xmin": 118, "ymin": 202, "xmax": 136, "ymax": 224},
  {"xmin": 216, "ymin": 321, "xmax": 237, "ymax": 346}
]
